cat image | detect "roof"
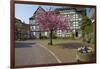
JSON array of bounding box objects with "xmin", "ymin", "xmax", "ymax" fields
[
  {"xmin": 55, "ymin": 7, "xmax": 85, "ymax": 12},
  {"xmin": 34, "ymin": 6, "xmax": 46, "ymax": 15},
  {"xmin": 21, "ymin": 23, "xmax": 30, "ymax": 32},
  {"xmin": 29, "ymin": 6, "xmax": 46, "ymax": 20},
  {"xmin": 29, "ymin": 15, "xmax": 35, "ymax": 20},
  {"xmin": 55, "ymin": 8, "xmax": 77, "ymax": 11}
]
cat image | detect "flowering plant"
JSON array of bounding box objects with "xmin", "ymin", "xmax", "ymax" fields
[{"xmin": 78, "ymin": 47, "xmax": 93, "ymax": 53}]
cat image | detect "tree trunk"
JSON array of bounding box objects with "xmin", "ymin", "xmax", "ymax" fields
[
  {"xmin": 82, "ymin": 31, "xmax": 87, "ymax": 47},
  {"xmin": 49, "ymin": 30, "xmax": 53, "ymax": 45},
  {"xmin": 39, "ymin": 32, "xmax": 41, "ymax": 39}
]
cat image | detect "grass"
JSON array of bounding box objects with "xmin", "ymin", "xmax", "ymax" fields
[
  {"xmin": 36, "ymin": 39, "xmax": 82, "ymax": 46},
  {"xmin": 35, "ymin": 39, "xmax": 95, "ymax": 63},
  {"xmin": 35, "ymin": 39, "xmax": 88, "ymax": 63},
  {"xmin": 36, "ymin": 39, "xmax": 93, "ymax": 48}
]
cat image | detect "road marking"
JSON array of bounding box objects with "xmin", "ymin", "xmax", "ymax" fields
[{"xmin": 37, "ymin": 44, "xmax": 62, "ymax": 63}]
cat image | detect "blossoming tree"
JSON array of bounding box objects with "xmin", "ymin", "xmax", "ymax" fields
[{"xmin": 35, "ymin": 10, "xmax": 70, "ymax": 45}]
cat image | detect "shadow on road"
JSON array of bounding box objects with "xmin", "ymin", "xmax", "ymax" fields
[
  {"xmin": 55, "ymin": 42, "xmax": 83, "ymax": 49},
  {"xmin": 15, "ymin": 43, "xmax": 36, "ymax": 48}
]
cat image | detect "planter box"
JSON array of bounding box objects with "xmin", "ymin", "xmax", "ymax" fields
[{"xmin": 76, "ymin": 47, "xmax": 95, "ymax": 62}]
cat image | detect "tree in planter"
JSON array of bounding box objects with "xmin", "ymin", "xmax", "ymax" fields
[
  {"xmin": 35, "ymin": 10, "xmax": 69, "ymax": 45},
  {"xmin": 76, "ymin": 15, "xmax": 94, "ymax": 62}
]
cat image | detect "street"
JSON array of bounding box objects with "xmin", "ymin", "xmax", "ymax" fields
[{"xmin": 15, "ymin": 40, "xmax": 59, "ymax": 66}]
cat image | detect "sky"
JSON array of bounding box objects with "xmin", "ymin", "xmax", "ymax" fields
[
  {"xmin": 15, "ymin": 4, "xmax": 90, "ymax": 24},
  {"xmin": 86, "ymin": 8, "xmax": 90, "ymax": 17},
  {"xmin": 15, "ymin": 4, "xmax": 61, "ymax": 24}
]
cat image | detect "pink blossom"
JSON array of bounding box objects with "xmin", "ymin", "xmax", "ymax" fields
[{"xmin": 35, "ymin": 10, "xmax": 70, "ymax": 32}]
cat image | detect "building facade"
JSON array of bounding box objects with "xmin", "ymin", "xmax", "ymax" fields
[
  {"xmin": 55, "ymin": 8, "xmax": 85, "ymax": 38},
  {"xmin": 15, "ymin": 18, "xmax": 30, "ymax": 40},
  {"xmin": 29, "ymin": 6, "xmax": 86, "ymax": 39},
  {"xmin": 29, "ymin": 6, "xmax": 48, "ymax": 39}
]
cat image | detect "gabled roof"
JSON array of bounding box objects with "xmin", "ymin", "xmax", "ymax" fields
[
  {"xmin": 29, "ymin": 6, "xmax": 46, "ymax": 20},
  {"xmin": 34, "ymin": 6, "xmax": 46, "ymax": 15},
  {"xmin": 29, "ymin": 15, "xmax": 35, "ymax": 20}
]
